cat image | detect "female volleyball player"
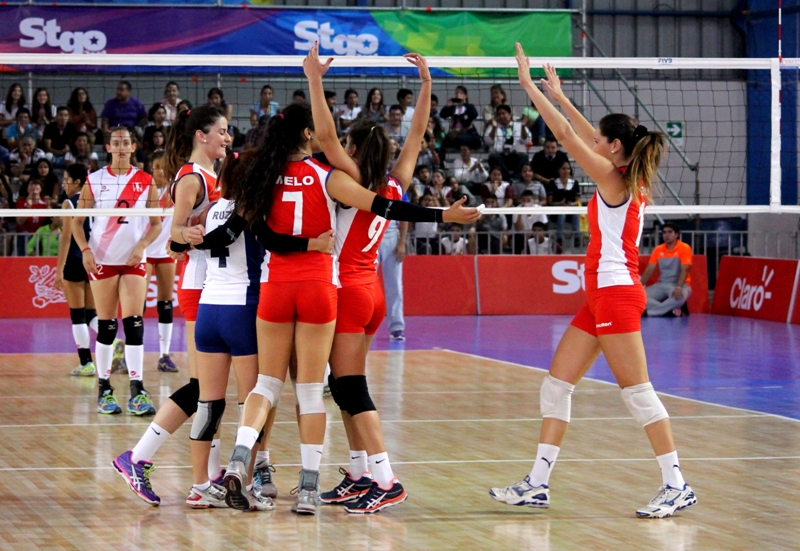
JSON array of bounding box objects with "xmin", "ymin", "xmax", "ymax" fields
[
  {"xmin": 144, "ymin": 151, "xmax": 179, "ymax": 373},
  {"xmin": 71, "ymin": 126, "xmax": 161, "ymax": 416},
  {"xmin": 304, "ymin": 44, "xmax": 432, "ymax": 513},
  {"xmin": 489, "ymin": 46, "xmax": 696, "ymax": 519},
  {"xmin": 55, "ymin": 163, "xmax": 98, "ymax": 377},
  {"xmin": 223, "ymin": 99, "xmax": 478, "ymax": 515}
]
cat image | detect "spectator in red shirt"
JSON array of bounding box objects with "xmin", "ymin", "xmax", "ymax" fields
[{"xmin": 15, "ymin": 180, "xmax": 48, "ymax": 256}]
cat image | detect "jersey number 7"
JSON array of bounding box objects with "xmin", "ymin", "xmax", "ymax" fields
[{"xmin": 282, "ymin": 191, "xmax": 303, "ymax": 235}]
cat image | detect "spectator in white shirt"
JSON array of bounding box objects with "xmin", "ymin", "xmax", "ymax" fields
[
  {"xmin": 441, "ymin": 223, "xmax": 470, "ymax": 255},
  {"xmin": 512, "ymin": 190, "xmax": 548, "ymax": 254},
  {"xmin": 161, "ymin": 81, "xmax": 182, "ymax": 124},
  {"xmin": 528, "ymin": 221, "xmax": 557, "ymax": 255},
  {"xmin": 426, "ymin": 169, "xmax": 451, "ymax": 207},
  {"xmin": 338, "ymin": 88, "xmax": 362, "ymax": 135},
  {"xmin": 414, "ymin": 193, "xmax": 441, "ymax": 255},
  {"xmin": 397, "ymin": 88, "xmax": 415, "ymax": 122},
  {"xmin": 383, "ymin": 104, "xmax": 409, "ymax": 147},
  {"xmin": 481, "ymin": 167, "xmax": 514, "ymax": 207},
  {"xmin": 484, "ymin": 104, "xmax": 529, "ymax": 180},
  {"xmin": 451, "ymin": 145, "xmax": 488, "ymax": 188}
]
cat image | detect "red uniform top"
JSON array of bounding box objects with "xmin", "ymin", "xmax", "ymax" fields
[
  {"xmin": 15, "ymin": 197, "xmax": 48, "ymax": 233},
  {"xmin": 262, "ymin": 157, "xmax": 336, "ymax": 284},
  {"xmin": 335, "ymin": 176, "xmax": 403, "ymax": 286},
  {"xmin": 584, "ymin": 166, "xmax": 646, "ymax": 291}
]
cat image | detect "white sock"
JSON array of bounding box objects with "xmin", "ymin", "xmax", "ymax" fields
[
  {"xmin": 657, "ymin": 451, "xmax": 686, "ymax": 488},
  {"xmin": 131, "ymin": 422, "xmax": 171, "ymax": 463},
  {"xmin": 208, "ymin": 439, "xmax": 222, "ymax": 479},
  {"xmin": 369, "ymin": 452, "xmax": 394, "ymax": 488},
  {"xmin": 256, "ymin": 450, "xmax": 270, "ymax": 467},
  {"xmin": 158, "ymin": 323, "xmax": 173, "ymax": 356},
  {"xmin": 88, "ymin": 316, "xmax": 98, "ymax": 333},
  {"xmin": 235, "ymin": 426, "xmax": 259, "ymax": 451},
  {"xmin": 323, "ymin": 363, "xmax": 331, "ymax": 383},
  {"xmin": 96, "ymin": 342, "xmax": 113, "ymax": 379},
  {"xmin": 529, "ymin": 443, "xmax": 560, "ymax": 487},
  {"xmin": 194, "ymin": 481, "xmax": 210, "ymax": 491},
  {"xmin": 125, "ymin": 344, "xmax": 144, "ymax": 382},
  {"xmin": 300, "ymin": 444, "xmax": 324, "ymax": 471},
  {"xmin": 349, "ymin": 450, "xmax": 368, "ymax": 480},
  {"xmin": 72, "ymin": 323, "xmax": 90, "ymax": 349}
]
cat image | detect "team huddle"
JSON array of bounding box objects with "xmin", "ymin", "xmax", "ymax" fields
[{"xmin": 60, "ymin": 44, "xmax": 697, "ymax": 519}]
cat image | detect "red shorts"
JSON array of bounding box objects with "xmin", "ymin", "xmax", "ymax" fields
[
  {"xmin": 570, "ymin": 285, "xmax": 647, "ymax": 337},
  {"xmin": 146, "ymin": 256, "xmax": 177, "ymax": 266},
  {"xmin": 178, "ymin": 287, "xmax": 202, "ymax": 322},
  {"xmin": 335, "ymin": 280, "xmax": 385, "ymax": 335},
  {"xmin": 89, "ymin": 263, "xmax": 147, "ymax": 281},
  {"xmin": 258, "ymin": 281, "xmax": 337, "ymax": 325}
]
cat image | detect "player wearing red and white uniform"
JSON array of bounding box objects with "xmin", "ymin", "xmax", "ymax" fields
[
  {"xmin": 490, "ymin": 49, "xmax": 696, "ymax": 520},
  {"xmin": 71, "ymin": 127, "xmax": 161, "ymax": 417}
]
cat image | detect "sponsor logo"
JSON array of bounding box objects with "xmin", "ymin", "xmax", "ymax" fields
[
  {"xmin": 29, "ymin": 265, "xmax": 66, "ymax": 308},
  {"xmin": 552, "ymin": 260, "xmax": 585, "ymax": 294},
  {"xmin": 19, "ymin": 18, "xmax": 107, "ymax": 54},
  {"xmin": 294, "ymin": 20, "xmax": 379, "ymax": 56},
  {"xmin": 596, "ymin": 321, "xmax": 612, "ymax": 328},
  {"xmin": 657, "ymin": 58, "xmax": 673, "ymax": 64},
  {"xmin": 729, "ymin": 266, "xmax": 774, "ymax": 312}
]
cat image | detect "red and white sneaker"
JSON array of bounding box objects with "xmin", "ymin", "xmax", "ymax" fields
[{"xmin": 186, "ymin": 483, "xmax": 228, "ymax": 509}]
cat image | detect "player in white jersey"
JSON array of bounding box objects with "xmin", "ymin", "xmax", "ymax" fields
[
  {"xmin": 144, "ymin": 151, "xmax": 179, "ymax": 373},
  {"xmin": 71, "ymin": 127, "xmax": 162, "ymax": 416}
]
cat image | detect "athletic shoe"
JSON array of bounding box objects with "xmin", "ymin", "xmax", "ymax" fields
[
  {"xmin": 157, "ymin": 354, "xmax": 179, "ymax": 373},
  {"xmin": 344, "ymin": 479, "xmax": 408, "ymax": 514},
  {"xmin": 247, "ymin": 487, "xmax": 276, "ymax": 511},
  {"xmin": 323, "ymin": 385, "xmax": 332, "ymax": 398},
  {"xmin": 186, "ymin": 483, "xmax": 228, "ymax": 509},
  {"xmin": 320, "ymin": 467, "xmax": 373, "ymax": 504},
  {"xmin": 290, "ymin": 469, "xmax": 320, "ymax": 515},
  {"xmin": 253, "ymin": 463, "xmax": 277, "ymax": 499},
  {"xmin": 636, "ymin": 484, "xmax": 697, "ymax": 519},
  {"xmin": 112, "ymin": 450, "xmax": 160, "ymax": 506},
  {"xmin": 111, "ymin": 339, "xmax": 127, "ymax": 374},
  {"xmin": 489, "ymin": 476, "xmax": 550, "ymax": 508},
  {"xmin": 97, "ymin": 389, "xmax": 122, "ymax": 415},
  {"xmin": 223, "ymin": 445, "xmax": 251, "ymax": 511},
  {"xmin": 128, "ymin": 391, "xmax": 156, "ymax": 416},
  {"xmin": 389, "ymin": 330, "xmax": 405, "ymax": 341},
  {"xmin": 210, "ymin": 469, "xmax": 226, "ymax": 487},
  {"xmin": 71, "ymin": 362, "xmax": 96, "ymax": 377}
]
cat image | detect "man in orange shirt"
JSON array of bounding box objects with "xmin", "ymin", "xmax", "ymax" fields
[{"xmin": 641, "ymin": 223, "xmax": 692, "ymax": 317}]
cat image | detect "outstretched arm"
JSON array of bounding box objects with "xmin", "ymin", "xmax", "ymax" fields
[
  {"xmin": 391, "ymin": 54, "xmax": 432, "ymax": 190},
  {"xmin": 541, "ymin": 64, "xmax": 595, "ymax": 148}
]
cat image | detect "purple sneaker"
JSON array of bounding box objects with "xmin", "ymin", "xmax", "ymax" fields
[
  {"xmin": 113, "ymin": 450, "xmax": 160, "ymax": 506},
  {"xmin": 157, "ymin": 354, "xmax": 179, "ymax": 373},
  {"xmin": 211, "ymin": 468, "xmax": 227, "ymax": 486}
]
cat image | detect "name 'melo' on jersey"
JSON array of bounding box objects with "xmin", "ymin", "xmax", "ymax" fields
[
  {"xmin": 87, "ymin": 166, "xmax": 152, "ymax": 265},
  {"xmin": 262, "ymin": 157, "xmax": 337, "ymax": 284},
  {"xmin": 335, "ymin": 176, "xmax": 403, "ymax": 286}
]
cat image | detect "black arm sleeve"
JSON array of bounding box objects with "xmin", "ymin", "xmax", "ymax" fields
[
  {"xmin": 194, "ymin": 212, "xmax": 248, "ymax": 251},
  {"xmin": 370, "ymin": 195, "xmax": 444, "ymax": 224},
  {"xmin": 252, "ymin": 219, "xmax": 309, "ymax": 253},
  {"xmin": 169, "ymin": 240, "xmax": 190, "ymax": 253}
]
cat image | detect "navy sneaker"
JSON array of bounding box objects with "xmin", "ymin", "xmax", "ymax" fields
[
  {"xmin": 320, "ymin": 467, "xmax": 373, "ymax": 504},
  {"xmin": 389, "ymin": 330, "xmax": 405, "ymax": 341},
  {"xmin": 112, "ymin": 450, "xmax": 160, "ymax": 506},
  {"xmin": 345, "ymin": 479, "xmax": 408, "ymax": 514}
]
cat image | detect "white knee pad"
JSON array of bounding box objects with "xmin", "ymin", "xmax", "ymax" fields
[
  {"xmin": 251, "ymin": 374, "xmax": 284, "ymax": 407},
  {"xmin": 539, "ymin": 375, "xmax": 575, "ymax": 423},
  {"xmin": 621, "ymin": 382, "xmax": 669, "ymax": 426},
  {"xmin": 295, "ymin": 382, "xmax": 326, "ymax": 415}
]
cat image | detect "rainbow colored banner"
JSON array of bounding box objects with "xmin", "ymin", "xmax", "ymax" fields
[{"xmin": 0, "ymin": 7, "xmax": 572, "ymax": 75}]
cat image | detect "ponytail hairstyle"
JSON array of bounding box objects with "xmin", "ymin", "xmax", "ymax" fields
[
  {"xmin": 163, "ymin": 105, "xmax": 225, "ymax": 181},
  {"xmin": 598, "ymin": 113, "xmax": 666, "ymax": 204},
  {"xmin": 216, "ymin": 151, "xmax": 248, "ymax": 200},
  {"xmin": 229, "ymin": 103, "xmax": 314, "ymax": 225},
  {"xmin": 346, "ymin": 119, "xmax": 390, "ymax": 192}
]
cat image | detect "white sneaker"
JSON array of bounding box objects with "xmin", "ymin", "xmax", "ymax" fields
[
  {"xmin": 186, "ymin": 483, "xmax": 229, "ymax": 509},
  {"xmin": 248, "ymin": 487, "xmax": 276, "ymax": 511},
  {"xmin": 636, "ymin": 484, "xmax": 697, "ymax": 519},
  {"xmin": 489, "ymin": 476, "xmax": 550, "ymax": 508}
]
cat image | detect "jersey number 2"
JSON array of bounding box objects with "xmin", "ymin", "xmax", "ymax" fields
[
  {"xmin": 282, "ymin": 192, "xmax": 303, "ymax": 235},
  {"xmin": 362, "ymin": 217, "xmax": 388, "ymax": 252}
]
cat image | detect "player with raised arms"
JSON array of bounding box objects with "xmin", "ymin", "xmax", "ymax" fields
[{"xmin": 489, "ymin": 45, "xmax": 696, "ymax": 519}]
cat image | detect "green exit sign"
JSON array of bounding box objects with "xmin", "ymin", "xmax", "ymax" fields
[{"xmin": 666, "ymin": 121, "xmax": 684, "ymax": 139}]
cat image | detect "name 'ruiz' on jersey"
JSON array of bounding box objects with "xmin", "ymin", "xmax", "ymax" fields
[
  {"xmin": 200, "ymin": 198, "xmax": 264, "ymax": 306},
  {"xmin": 335, "ymin": 177, "xmax": 403, "ymax": 286},
  {"xmin": 86, "ymin": 166, "xmax": 152, "ymax": 266}
]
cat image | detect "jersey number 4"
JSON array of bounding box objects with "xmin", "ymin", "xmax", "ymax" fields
[
  {"xmin": 282, "ymin": 191, "xmax": 303, "ymax": 235},
  {"xmin": 362, "ymin": 217, "xmax": 388, "ymax": 253}
]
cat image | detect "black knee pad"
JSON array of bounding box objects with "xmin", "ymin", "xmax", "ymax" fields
[
  {"xmin": 97, "ymin": 319, "xmax": 118, "ymax": 345},
  {"xmin": 169, "ymin": 378, "xmax": 199, "ymax": 417},
  {"xmin": 85, "ymin": 308, "xmax": 97, "ymax": 322},
  {"xmin": 157, "ymin": 300, "xmax": 173, "ymax": 324},
  {"xmin": 337, "ymin": 375, "xmax": 376, "ymax": 417},
  {"xmin": 328, "ymin": 373, "xmax": 346, "ymax": 411},
  {"xmin": 190, "ymin": 398, "xmax": 226, "ymax": 441},
  {"xmin": 122, "ymin": 316, "xmax": 144, "ymax": 346},
  {"xmin": 69, "ymin": 308, "xmax": 86, "ymax": 325}
]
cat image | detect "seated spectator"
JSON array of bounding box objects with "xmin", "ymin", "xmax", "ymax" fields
[
  {"xmin": 251, "ymin": 84, "xmax": 279, "ymax": 120},
  {"xmin": 359, "ymin": 88, "xmax": 386, "ymax": 124},
  {"xmin": 177, "ymin": 100, "xmax": 192, "ymax": 115},
  {"xmin": 484, "ymin": 104, "xmax": 529, "ymax": 180},
  {"xmin": 67, "ymin": 87, "xmax": 98, "ymax": 141},
  {"xmin": 207, "ymin": 87, "xmax": 233, "ymax": 122},
  {"xmin": 397, "ymin": 88, "xmax": 415, "ymax": 122},
  {"xmin": 15, "ymin": 180, "xmax": 48, "ymax": 256},
  {"xmin": 387, "ymin": 137, "xmax": 400, "ymax": 171},
  {"xmin": 521, "ymin": 100, "xmax": 547, "ymax": 147},
  {"xmin": 481, "ymin": 167, "xmax": 514, "ymax": 207},
  {"xmin": 511, "ymin": 164, "xmax": 547, "ymax": 206},
  {"xmin": 445, "ymin": 176, "xmax": 476, "ymax": 207},
  {"xmin": 475, "ymin": 195, "xmax": 507, "ymax": 254},
  {"xmin": 9, "ymin": 137, "xmax": 47, "ymax": 184},
  {"xmin": 143, "ymin": 103, "xmax": 170, "ymax": 152},
  {"xmin": 426, "ymin": 169, "xmax": 450, "ymax": 207},
  {"xmin": 1, "ymin": 83, "xmax": 25, "ymax": 130},
  {"xmin": 527, "ymin": 221, "xmax": 558, "ymax": 255},
  {"xmin": 4, "ymin": 108, "xmax": 39, "ymax": 150},
  {"xmin": 414, "ymin": 193, "xmax": 441, "ymax": 255},
  {"xmin": 338, "ymin": 89, "xmax": 361, "ymax": 135},
  {"xmin": 451, "ymin": 145, "xmax": 488, "ymax": 189},
  {"xmin": 427, "ymin": 115, "xmax": 445, "ymax": 150},
  {"xmin": 162, "ymin": 81, "xmax": 182, "ymax": 123},
  {"xmin": 27, "ymin": 216, "xmax": 61, "ymax": 256},
  {"xmin": 531, "ymin": 137, "xmax": 569, "ymax": 183},
  {"xmin": 512, "ymin": 190, "xmax": 548, "ymax": 254},
  {"xmin": 43, "ymin": 107, "xmax": 77, "ymax": 168},
  {"xmin": 416, "ymin": 132, "xmax": 440, "ymax": 173},
  {"xmin": 411, "ymin": 165, "xmax": 432, "ymax": 198},
  {"xmin": 430, "ymin": 93, "xmax": 441, "ymax": 121},
  {"xmin": 245, "ymin": 114, "xmax": 268, "ymax": 151},
  {"xmin": 641, "ymin": 223, "xmax": 693, "ymax": 317},
  {"xmin": 292, "ymin": 89, "xmax": 307, "ymax": 104},
  {"xmin": 440, "ymin": 86, "xmax": 481, "ymax": 150},
  {"xmin": 31, "ymin": 88, "xmax": 56, "ymax": 131},
  {"xmin": 101, "ymin": 81, "xmax": 147, "ymax": 135},
  {"xmin": 482, "ymin": 83, "xmax": 514, "ymax": 124},
  {"xmin": 65, "ymin": 132, "xmax": 99, "ymax": 173},
  {"xmin": 546, "ymin": 160, "xmax": 581, "ymax": 244},
  {"xmin": 144, "ymin": 129, "xmax": 166, "ymax": 163},
  {"xmin": 0, "ymin": 167, "xmax": 11, "ymax": 255},
  {"xmin": 440, "ymin": 222, "xmax": 470, "ymax": 255},
  {"xmin": 383, "ymin": 105, "xmax": 409, "ymax": 148},
  {"xmin": 32, "ymin": 158, "xmax": 60, "ymax": 204}
]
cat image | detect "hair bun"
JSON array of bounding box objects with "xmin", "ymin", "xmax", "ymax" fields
[{"xmin": 633, "ymin": 124, "xmax": 649, "ymax": 141}]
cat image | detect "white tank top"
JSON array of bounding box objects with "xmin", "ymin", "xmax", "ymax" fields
[{"xmin": 145, "ymin": 185, "xmax": 172, "ymax": 259}]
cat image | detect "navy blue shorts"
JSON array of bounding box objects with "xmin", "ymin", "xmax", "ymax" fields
[{"xmin": 195, "ymin": 303, "xmax": 258, "ymax": 357}]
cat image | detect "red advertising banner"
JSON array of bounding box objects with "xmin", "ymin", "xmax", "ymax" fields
[
  {"xmin": 637, "ymin": 255, "xmax": 710, "ymax": 314},
  {"xmin": 402, "ymin": 256, "xmax": 477, "ymax": 316},
  {"xmin": 711, "ymin": 256, "xmax": 800, "ymax": 323}
]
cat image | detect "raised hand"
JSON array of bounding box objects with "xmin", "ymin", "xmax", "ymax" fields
[
  {"xmin": 515, "ymin": 43, "xmax": 534, "ymax": 88},
  {"xmin": 302, "ymin": 41, "xmax": 333, "ymax": 80},
  {"xmin": 404, "ymin": 53, "xmax": 431, "ymax": 82},
  {"xmin": 442, "ymin": 196, "xmax": 481, "ymax": 224},
  {"xmin": 541, "ymin": 63, "xmax": 565, "ymax": 103}
]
